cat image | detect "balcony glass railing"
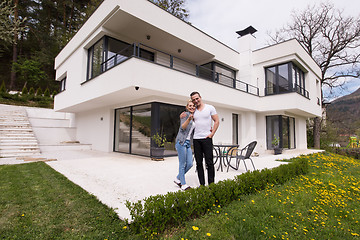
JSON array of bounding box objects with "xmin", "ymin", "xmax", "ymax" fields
[
  {"xmin": 100, "ymin": 43, "xmax": 259, "ymax": 96},
  {"xmin": 265, "ymin": 84, "xmax": 309, "ymax": 99}
]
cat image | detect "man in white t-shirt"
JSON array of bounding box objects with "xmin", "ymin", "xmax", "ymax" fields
[{"xmin": 190, "ymin": 91, "xmax": 219, "ymax": 186}]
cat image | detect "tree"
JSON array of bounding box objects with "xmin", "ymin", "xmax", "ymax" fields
[
  {"xmin": 0, "ymin": 0, "xmax": 26, "ymax": 89},
  {"xmin": 268, "ymin": 2, "xmax": 360, "ymax": 149},
  {"xmin": 12, "ymin": 57, "xmax": 47, "ymax": 88},
  {"xmin": 150, "ymin": 0, "xmax": 189, "ymax": 21},
  {"xmin": 0, "ymin": 0, "xmax": 102, "ymax": 91}
]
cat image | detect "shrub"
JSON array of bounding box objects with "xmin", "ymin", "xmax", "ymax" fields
[
  {"xmin": 28, "ymin": 87, "xmax": 35, "ymax": 95},
  {"xmin": 52, "ymin": 90, "xmax": 58, "ymax": 98},
  {"xmin": 22, "ymin": 86, "xmax": 28, "ymax": 95},
  {"xmin": 36, "ymin": 87, "xmax": 43, "ymax": 96},
  {"xmin": 44, "ymin": 87, "xmax": 50, "ymax": 97},
  {"xmin": 0, "ymin": 81, "xmax": 7, "ymax": 94},
  {"xmin": 126, "ymin": 157, "xmax": 309, "ymax": 237}
]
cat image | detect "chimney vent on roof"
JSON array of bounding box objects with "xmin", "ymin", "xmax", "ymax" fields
[{"xmin": 236, "ymin": 26, "xmax": 257, "ymax": 37}]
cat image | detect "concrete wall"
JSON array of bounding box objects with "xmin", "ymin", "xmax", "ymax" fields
[
  {"xmin": 76, "ymin": 107, "xmax": 114, "ymax": 152},
  {"xmin": 25, "ymin": 107, "xmax": 77, "ymax": 145}
]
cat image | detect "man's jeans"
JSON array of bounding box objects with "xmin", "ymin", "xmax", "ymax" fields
[
  {"xmin": 175, "ymin": 140, "xmax": 193, "ymax": 185},
  {"xmin": 193, "ymin": 138, "xmax": 214, "ymax": 185}
]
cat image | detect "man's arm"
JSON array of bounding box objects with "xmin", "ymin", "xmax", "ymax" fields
[{"xmin": 207, "ymin": 114, "xmax": 219, "ymax": 138}]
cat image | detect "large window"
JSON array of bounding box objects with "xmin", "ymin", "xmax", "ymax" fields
[
  {"xmin": 215, "ymin": 64, "xmax": 236, "ymax": 87},
  {"xmin": 87, "ymin": 36, "xmax": 154, "ymax": 81},
  {"xmin": 198, "ymin": 62, "xmax": 236, "ymax": 87},
  {"xmin": 131, "ymin": 104, "xmax": 152, "ymax": 155},
  {"xmin": 292, "ymin": 64, "xmax": 306, "ymax": 96},
  {"xmin": 266, "ymin": 115, "xmax": 295, "ymax": 150},
  {"xmin": 114, "ymin": 107, "xmax": 131, "ymax": 153},
  {"xmin": 87, "ymin": 39, "xmax": 104, "ymax": 80},
  {"xmin": 265, "ymin": 62, "xmax": 306, "ymax": 97},
  {"xmin": 114, "ymin": 102, "xmax": 184, "ymax": 157},
  {"xmin": 104, "ymin": 37, "xmax": 132, "ymax": 71}
]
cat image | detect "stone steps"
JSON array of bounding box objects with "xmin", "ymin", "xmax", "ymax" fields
[
  {"xmin": 0, "ymin": 141, "xmax": 39, "ymax": 146},
  {"xmin": 119, "ymin": 122, "xmax": 151, "ymax": 148},
  {"xmin": 0, "ymin": 137, "xmax": 37, "ymax": 140},
  {"xmin": 0, "ymin": 105, "xmax": 41, "ymax": 158}
]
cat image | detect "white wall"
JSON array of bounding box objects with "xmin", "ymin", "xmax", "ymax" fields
[
  {"xmin": 296, "ymin": 117, "xmax": 308, "ymax": 150},
  {"xmin": 25, "ymin": 107, "xmax": 77, "ymax": 145},
  {"xmin": 211, "ymin": 107, "xmax": 263, "ymax": 153},
  {"xmin": 210, "ymin": 107, "xmax": 233, "ymax": 145},
  {"xmin": 256, "ymin": 114, "xmax": 267, "ymax": 154},
  {"xmin": 71, "ymin": 101, "xmax": 309, "ymax": 154},
  {"xmin": 76, "ymin": 107, "xmax": 114, "ymax": 152}
]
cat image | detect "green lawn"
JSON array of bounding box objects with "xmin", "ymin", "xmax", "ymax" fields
[
  {"xmin": 164, "ymin": 152, "xmax": 360, "ymax": 239},
  {"xmin": 0, "ymin": 162, "xmax": 137, "ymax": 239},
  {"xmin": 1, "ymin": 152, "xmax": 359, "ymax": 239}
]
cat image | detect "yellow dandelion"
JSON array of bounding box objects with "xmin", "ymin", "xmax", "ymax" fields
[
  {"xmin": 192, "ymin": 226, "xmax": 199, "ymax": 231},
  {"xmin": 207, "ymin": 233, "xmax": 211, "ymax": 236}
]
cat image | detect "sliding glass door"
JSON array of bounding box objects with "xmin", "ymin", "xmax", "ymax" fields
[
  {"xmin": 266, "ymin": 115, "xmax": 296, "ymax": 150},
  {"xmin": 114, "ymin": 102, "xmax": 183, "ymax": 157}
]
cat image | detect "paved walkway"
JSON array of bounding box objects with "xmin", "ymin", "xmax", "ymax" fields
[{"xmin": 1, "ymin": 148, "xmax": 322, "ymax": 220}]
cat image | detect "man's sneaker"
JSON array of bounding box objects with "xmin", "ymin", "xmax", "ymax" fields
[
  {"xmin": 181, "ymin": 184, "xmax": 191, "ymax": 191},
  {"xmin": 174, "ymin": 178, "xmax": 181, "ymax": 188}
]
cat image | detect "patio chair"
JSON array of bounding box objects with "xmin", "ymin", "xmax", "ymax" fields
[{"xmin": 227, "ymin": 141, "xmax": 257, "ymax": 172}]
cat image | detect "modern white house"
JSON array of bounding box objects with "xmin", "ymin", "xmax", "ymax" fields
[{"xmin": 53, "ymin": 0, "xmax": 322, "ymax": 158}]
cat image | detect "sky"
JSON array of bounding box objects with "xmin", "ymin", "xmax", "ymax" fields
[{"xmin": 185, "ymin": 0, "xmax": 360, "ymax": 101}]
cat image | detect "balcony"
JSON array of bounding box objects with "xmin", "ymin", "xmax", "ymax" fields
[
  {"xmin": 265, "ymin": 84, "xmax": 309, "ymax": 99},
  {"xmin": 88, "ymin": 42, "xmax": 259, "ymax": 96}
]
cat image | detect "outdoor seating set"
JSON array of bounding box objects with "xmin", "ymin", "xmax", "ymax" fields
[{"xmin": 213, "ymin": 141, "xmax": 257, "ymax": 172}]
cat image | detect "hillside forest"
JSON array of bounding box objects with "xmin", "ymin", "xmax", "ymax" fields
[
  {"xmin": 326, "ymin": 87, "xmax": 360, "ymax": 147},
  {"xmin": 0, "ymin": 0, "xmax": 103, "ymax": 93}
]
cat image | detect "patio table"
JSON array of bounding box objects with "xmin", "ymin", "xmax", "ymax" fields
[{"xmin": 213, "ymin": 144, "xmax": 239, "ymax": 172}]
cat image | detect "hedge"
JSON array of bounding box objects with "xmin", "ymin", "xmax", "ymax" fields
[{"xmin": 126, "ymin": 157, "xmax": 309, "ymax": 236}]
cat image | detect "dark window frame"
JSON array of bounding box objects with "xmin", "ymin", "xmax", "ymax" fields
[
  {"xmin": 266, "ymin": 115, "xmax": 296, "ymax": 150},
  {"xmin": 86, "ymin": 36, "xmax": 155, "ymax": 81},
  {"xmin": 232, "ymin": 113, "xmax": 239, "ymax": 145},
  {"xmin": 60, "ymin": 77, "xmax": 66, "ymax": 92},
  {"xmin": 87, "ymin": 38, "xmax": 105, "ymax": 80},
  {"xmin": 199, "ymin": 61, "xmax": 236, "ymax": 87},
  {"xmin": 113, "ymin": 102, "xmax": 184, "ymax": 158},
  {"xmin": 265, "ymin": 62, "xmax": 306, "ymax": 97}
]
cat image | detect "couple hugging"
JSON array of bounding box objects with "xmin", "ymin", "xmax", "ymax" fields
[{"xmin": 174, "ymin": 91, "xmax": 219, "ymax": 190}]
